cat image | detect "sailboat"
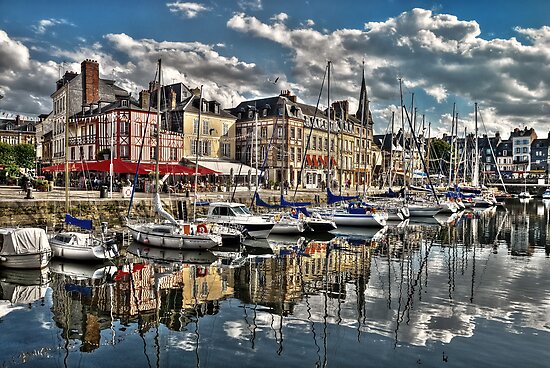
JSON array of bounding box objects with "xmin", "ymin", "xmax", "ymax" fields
[
  {"xmin": 49, "ymin": 75, "xmax": 119, "ymax": 262},
  {"xmin": 126, "ymin": 59, "xmax": 222, "ymax": 250}
]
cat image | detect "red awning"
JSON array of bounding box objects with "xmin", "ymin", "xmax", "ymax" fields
[
  {"xmin": 317, "ymin": 156, "xmax": 324, "ymax": 167},
  {"xmin": 306, "ymin": 155, "xmax": 313, "ymax": 167},
  {"xmin": 331, "ymin": 157, "xmax": 337, "ymax": 167},
  {"xmin": 42, "ymin": 159, "xmax": 218, "ymax": 176},
  {"xmin": 311, "ymin": 155, "xmax": 317, "ymax": 167},
  {"xmin": 324, "ymin": 155, "xmax": 329, "ymax": 168}
]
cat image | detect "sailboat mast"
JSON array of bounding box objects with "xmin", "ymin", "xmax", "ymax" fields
[
  {"xmin": 65, "ymin": 82, "xmax": 69, "ymax": 214},
  {"xmin": 326, "ymin": 61, "xmax": 332, "ymax": 191},
  {"xmin": 359, "ymin": 60, "xmax": 365, "ymax": 193},
  {"xmin": 473, "ymin": 102, "xmax": 479, "ymax": 187},
  {"xmin": 155, "ymin": 59, "xmax": 161, "ymax": 193},
  {"xmin": 389, "ymin": 111, "xmax": 395, "ymax": 187},
  {"xmin": 448, "ymin": 103, "xmax": 456, "ymax": 188},
  {"xmin": 399, "ymin": 78, "xmax": 405, "ymax": 192},
  {"xmin": 193, "ymin": 86, "xmax": 203, "ymax": 222}
]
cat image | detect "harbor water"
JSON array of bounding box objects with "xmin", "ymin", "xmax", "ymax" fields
[{"xmin": 1, "ymin": 198, "xmax": 550, "ymax": 367}]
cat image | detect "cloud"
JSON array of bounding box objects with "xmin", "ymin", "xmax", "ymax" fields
[
  {"xmin": 33, "ymin": 18, "xmax": 75, "ymax": 34},
  {"xmin": 166, "ymin": 2, "xmax": 210, "ymax": 18},
  {"xmin": 227, "ymin": 8, "xmax": 550, "ymax": 134},
  {"xmin": 237, "ymin": 0, "xmax": 262, "ymax": 11}
]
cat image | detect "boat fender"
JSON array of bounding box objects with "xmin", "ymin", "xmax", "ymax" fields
[
  {"xmin": 0, "ymin": 256, "xmax": 6, "ymax": 262},
  {"xmin": 197, "ymin": 223, "xmax": 208, "ymax": 234},
  {"xmin": 274, "ymin": 214, "xmax": 281, "ymax": 222}
]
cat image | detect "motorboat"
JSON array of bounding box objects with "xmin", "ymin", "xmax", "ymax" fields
[
  {"xmin": 407, "ymin": 203, "xmax": 442, "ymax": 217},
  {"xmin": 205, "ymin": 202, "xmax": 275, "ymax": 239},
  {"xmin": 0, "ymin": 227, "xmax": 51, "ymax": 269},
  {"xmin": 542, "ymin": 189, "xmax": 550, "ymax": 200},
  {"xmin": 49, "ymin": 231, "xmax": 118, "ymax": 261}
]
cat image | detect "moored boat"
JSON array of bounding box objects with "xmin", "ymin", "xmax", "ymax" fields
[{"xmin": 0, "ymin": 227, "xmax": 51, "ymax": 269}]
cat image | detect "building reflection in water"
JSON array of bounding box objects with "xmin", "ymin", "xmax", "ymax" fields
[{"xmin": 43, "ymin": 200, "xmax": 550, "ymax": 364}]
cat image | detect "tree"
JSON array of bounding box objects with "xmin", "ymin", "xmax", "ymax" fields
[
  {"xmin": 13, "ymin": 144, "xmax": 36, "ymax": 169},
  {"xmin": 0, "ymin": 142, "xmax": 14, "ymax": 167},
  {"xmin": 429, "ymin": 138, "xmax": 451, "ymax": 175}
]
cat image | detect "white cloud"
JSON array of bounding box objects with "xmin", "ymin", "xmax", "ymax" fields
[
  {"xmin": 166, "ymin": 2, "xmax": 210, "ymax": 18},
  {"xmin": 271, "ymin": 13, "xmax": 288, "ymax": 23},
  {"xmin": 306, "ymin": 19, "xmax": 315, "ymax": 27},
  {"xmin": 237, "ymin": 0, "xmax": 262, "ymax": 11},
  {"xmin": 33, "ymin": 18, "xmax": 75, "ymax": 34},
  {"xmin": 227, "ymin": 8, "xmax": 550, "ymax": 134}
]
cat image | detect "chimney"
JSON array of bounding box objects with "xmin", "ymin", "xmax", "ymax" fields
[
  {"xmin": 279, "ymin": 90, "xmax": 297, "ymax": 103},
  {"xmin": 140, "ymin": 90, "xmax": 150, "ymax": 110},
  {"xmin": 81, "ymin": 59, "xmax": 100, "ymax": 105}
]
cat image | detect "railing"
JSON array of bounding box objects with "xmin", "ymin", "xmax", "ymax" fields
[{"xmin": 68, "ymin": 135, "xmax": 96, "ymax": 146}]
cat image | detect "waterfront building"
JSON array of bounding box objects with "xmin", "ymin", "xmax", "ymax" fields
[
  {"xmin": 230, "ymin": 90, "xmax": 375, "ymax": 190},
  {"xmin": 511, "ymin": 127, "xmax": 537, "ymax": 173},
  {"xmin": 373, "ymin": 133, "xmax": 404, "ymax": 186},
  {"xmin": 530, "ymin": 136, "xmax": 549, "ymax": 177},
  {"xmin": 163, "ymin": 84, "xmax": 239, "ymax": 176},
  {"xmin": 495, "ymin": 139, "xmax": 513, "ymax": 177},
  {"xmin": 50, "ymin": 59, "xmax": 131, "ymax": 164},
  {"xmin": 0, "ymin": 109, "xmax": 38, "ymax": 146}
]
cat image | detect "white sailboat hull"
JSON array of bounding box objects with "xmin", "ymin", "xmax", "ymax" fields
[
  {"xmin": 318, "ymin": 211, "xmax": 387, "ymax": 227},
  {"xmin": 408, "ymin": 205, "xmax": 441, "ymax": 217},
  {"xmin": 127, "ymin": 223, "xmax": 221, "ymax": 250}
]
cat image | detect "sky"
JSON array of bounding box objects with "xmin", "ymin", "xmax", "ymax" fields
[{"xmin": 0, "ymin": 0, "xmax": 549, "ymax": 137}]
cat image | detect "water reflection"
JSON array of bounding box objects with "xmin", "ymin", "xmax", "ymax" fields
[{"xmin": 2, "ymin": 199, "xmax": 550, "ymax": 367}]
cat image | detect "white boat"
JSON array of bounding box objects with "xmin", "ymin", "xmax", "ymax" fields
[
  {"xmin": 49, "ymin": 231, "xmax": 118, "ymax": 261},
  {"xmin": 0, "ymin": 227, "xmax": 51, "ymax": 269},
  {"xmin": 127, "ymin": 220, "xmax": 221, "ymax": 250},
  {"xmin": 543, "ymin": 189, "xmax": 550, "ymax": 200},
  {"xmin": 266, "ymin": 213, "xmax": 304, "ymax": 234},
  {"xmin": 205, "ymin": 202, "xmax": 275, "ymax": 239},
  {"xmin": 407, "ymin": 203, "xmax": 442, "ymax": 217},
  {"xmin": 287, "ymin": 207, "xmax": 336, "ymax": 233},
  {"xmin": 518, "ymin": 191, "xmax": 532, "ymax": 199},
  {"xmin": 438, "ymin": 200, "xmax": 459, "ymax": 214},
  {"xmin": 316, "ymin": 205, "xmax": 387, "ymax": 227}
]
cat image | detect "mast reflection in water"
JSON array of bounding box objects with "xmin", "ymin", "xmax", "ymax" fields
[{"xmin": 1, "ymin": 199, "xmax": 550, "ymax": 367}]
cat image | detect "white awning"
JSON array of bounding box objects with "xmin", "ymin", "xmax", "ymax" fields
[{"xmin": 197, "ymin": 160, "xmax": 258, "ymax": 176}]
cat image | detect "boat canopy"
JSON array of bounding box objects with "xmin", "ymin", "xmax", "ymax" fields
[
  {"xmin": 0, "ymin": 228, "xmax": 50, "ymax": 256},
  {"xmin": 327, "ymin": 188, "xmax": 359, "ymax": 205},
  {"xmin": 280, "ymin": 195, "xmax": 311, "ymax": 207}
]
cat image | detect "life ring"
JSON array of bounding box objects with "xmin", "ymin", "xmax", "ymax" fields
[{"xmin": 197, "ymin": 223, "xmax": 208, "ymax": 234}]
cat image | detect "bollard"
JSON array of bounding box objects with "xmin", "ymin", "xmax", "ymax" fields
[{"xmin": 25, "ymin": 188, "xmax": 34, "ymax": 199}]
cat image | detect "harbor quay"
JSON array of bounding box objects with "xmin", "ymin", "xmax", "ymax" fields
[{"xmin": 0, "ymin": 184, "xmax": 346, "ymax": 229}]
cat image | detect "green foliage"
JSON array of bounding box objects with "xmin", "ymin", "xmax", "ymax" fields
[
  {"xmin": 13, "ymin": 144, "xmax": 35, "ymax": 169},
  {"xmin": 429, "ymin": 138, "xmax": 451, "ymax": 173},
  {"xmin": 0, "ymin": 142, "xmax": 15, "ymax": 167}
]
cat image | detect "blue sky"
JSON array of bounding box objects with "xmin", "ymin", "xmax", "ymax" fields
[{"xmin": 1, "ymin": 0, "xmax": 549, "ymax": 136}]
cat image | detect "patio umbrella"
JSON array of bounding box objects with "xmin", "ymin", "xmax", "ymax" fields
[{"xmin": 42, "ymin": 162, "xmax": 86, "ymax": 172}]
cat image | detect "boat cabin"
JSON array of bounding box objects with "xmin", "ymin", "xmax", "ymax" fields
[{"xmin": 207, "ymin": 202, "xmax": 253, "ymax": 218}]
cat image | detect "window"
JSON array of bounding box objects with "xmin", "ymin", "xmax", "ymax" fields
[
  {"xmin": 88, "ymin": 146, "xmax": 93, "ymax": 160},
  {"xmin": 515, "ymin": 148, "xmax": 520, "ymax": 153},
  {"xmin": 222, "ymin": 123, "xmax": 229, "ymax": 136},
  {"xmin": 290, "ymin": 127, "xmax": 295, "ymax": 139},
  {"xmin": 150, "ymin": 146, "xmax": 157, "ymax": 160},
  {"xmin": 202, "ymin": 120, "xmax": 209, "ymax": 135},
  {"xmin": 261, "ymin": 127, "xmax": 267, "ymax": 138},
  {"xmin": 248, "ymin": 110, "xmax": 254, "ymax": 119},
  {"xmin": 503, "ymin": 150, "xmax": 507, "ymax": 156},
  {"xmin": 312, "ymin": 136, "xmax": 317, "ymax": 150},
  {"xmin": 297, "ymin": 128, "xmax": 302, "ymax": 139},
  {"xmin": 277, "ymin": 127, "xmax": 283, "ymax": 138},
  {"xmin": 120, "ymin": 145, "xmax": 129, "ymax": 158},
  {"xmin": 290, "ymin": 147, "xmax": 295, "ymax": 161},
  {"xmin": 524, "ymin": 139, "xmax": 529, "ymax": 144},
  {"xmin": 71, "ymin": 147, "xmax": 76, "ymax": 160},
  {"xmin": 120, "ymin": 121, "xmax": 130, "ymax": 135},
  {"xmin": 170, "ymin": 147, "xmax": 177, "ymax": 160},
  {"xmin": 193, "ymin": 118, "xmax": 199, "ymax": 134},
  {"xmin": 261, "ymin": 146, "xmax": 267, "ymax": 160},
  {"xmin": 221, "ymin": 143, "xmax": 230, "ymax": 157},
  {"xmin": 297, "ymin": 148, "xmax": 302, "ymax": 160},
  {"xmin": 523, "ymin": 147, "xmax": 528, "ymax": 153},
  {"xmin": 277, "ymin": 148, "xmax": 282, "ymax": 160}
]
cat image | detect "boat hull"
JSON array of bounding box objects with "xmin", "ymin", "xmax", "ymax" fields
[
  {"xmin": 127, "ymin": 224, "xmax": 220, "ymax": 250},
  {"xmin": 408, "ymin": 205, "xmax": 441, "ymax": 217},
  {"xmin": 0, "ymin": 250, "xmax": 51, "ymax": 269},
  {"xmin": 50, "ymin": 241, "xmax": 117, "ymax": 261},
  {"xmin": 319, "ymin": 212, "xmax": 386, "ymax": 227}
]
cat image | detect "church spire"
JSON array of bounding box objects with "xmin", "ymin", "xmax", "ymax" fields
[{"xmin": 356, "ymin": 60, "xmax": 369, "ymax": 125}]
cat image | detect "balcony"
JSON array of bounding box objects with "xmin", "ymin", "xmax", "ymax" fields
[{"xmin": 68, "ymin": 135, "xmax": 97, "ymax": 146}]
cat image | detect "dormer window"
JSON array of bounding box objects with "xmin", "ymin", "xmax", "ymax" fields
[{"xmin": 121, "ymin": 99, "xmax": 129, "ymax": 107}]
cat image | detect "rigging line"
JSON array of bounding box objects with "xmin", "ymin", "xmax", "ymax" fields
[
  {"xmin": 291, "ymin": 62, "xmax": 329, "ymax": 201},
  {"xmin": 478, "ymin": 107, "xmax": 507, "ymax": 192},
  {"xmin": 248, "ymin": 112, "xmax": 281, "ymax": 208},
  {"xmin": 127, "ymin": 65, "xmax": 158, "ymax": 219}
]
